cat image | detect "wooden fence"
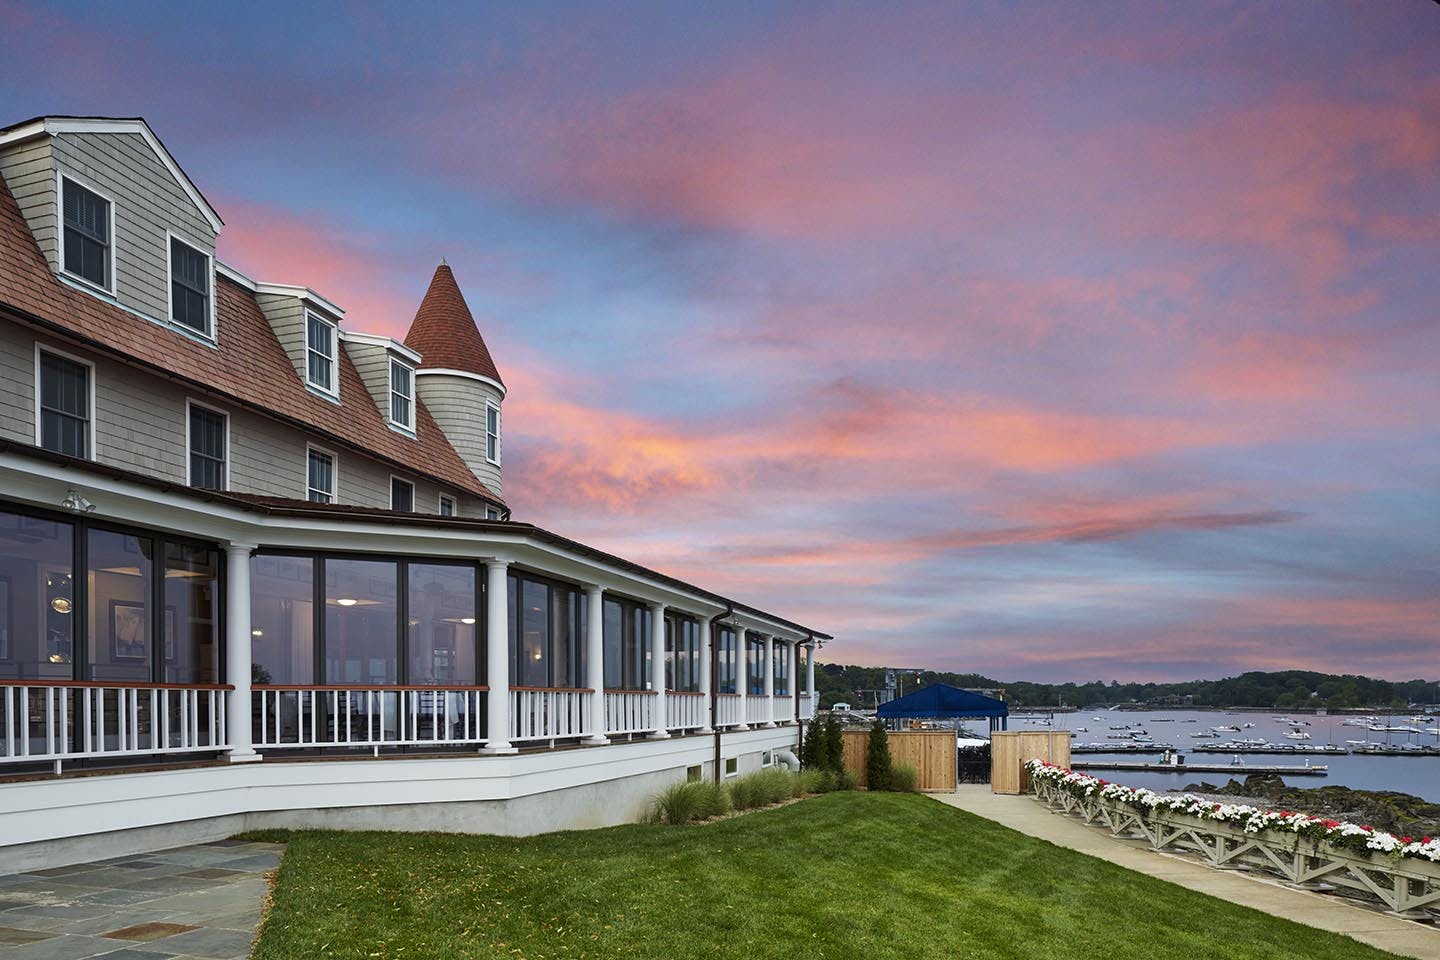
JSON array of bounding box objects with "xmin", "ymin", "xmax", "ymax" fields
[
  {"xmin": 841, "ymin": 730, "xmax": 956, "ymax": 791},
  {"xmin": 990, "ymin": 731, "xmax": 1070, "ymax": 794}
]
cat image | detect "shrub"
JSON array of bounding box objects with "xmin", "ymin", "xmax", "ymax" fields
[
  {"xmin": 836, "ymin": 769, "xmax": 858, "ymax": 791},
  {"xmin": 652, "ymin": 779, "xmax": 734, "ymax": 824},
  {"xmin": 798, "ymin": 768, "xmax": 836, "ymax": 794},
  {"xmin": 866, "ymin": 720, "xmax": 893, "ymax": 791},
  {"xmin": 822, "ymin": 716, "xmax": 845, "ymax": 773},
  {"xmin": 892, "ymin": 761, "xmax": 919, "ymax": 793},
  {"xmin": 753, "ymin": 768, "xmax": 795, "ymax": 805},
  {"xmin": 799, "ymin": 720, "xmax": 824, "ymax": 769},
  {"xmin": 728, "ymin": 774, "xmax": 759, "ymax": 811}
]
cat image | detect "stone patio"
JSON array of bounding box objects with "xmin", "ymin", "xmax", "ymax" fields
[{"xmin": 0, "ymin": 839, "xmax": 280, "ymax": 959}]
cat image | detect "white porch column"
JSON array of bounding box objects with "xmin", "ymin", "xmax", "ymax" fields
[
  {"xmin": 582, "ymin": 584, "xmax": 608, "ymax": 745},
  {"xmin": 648, "ymin": 601, "xmax": 669, "ymax": 738},
  {"xmin": 762, "ymin": 634, "xmax": 776, "ymax": 728},
  {"xmin": 806, "ymin": 643, "xmax": 816, "ymax": 707},
  {"xmin": 789, "ymin": 639, "xmax": 800, "ymax": 722},
  {"xmin": 225, "ymin": 542, "xmax": 260, "ymax": 763},
  {"xmin": 697, "ymin": 616, "xmax": 713, "ymax": 734},
  {"xmin": 734, "ymin": 627, "xmax": 750, "ymax": 731},
  {"xmin": 482, "ymin": 560, "xmax": 516, "ymax": 753}
]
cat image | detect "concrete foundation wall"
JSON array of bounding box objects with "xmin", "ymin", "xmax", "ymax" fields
[{"xmin": 0, "ymin": 728, "xmax": 800, "ymax": 875}]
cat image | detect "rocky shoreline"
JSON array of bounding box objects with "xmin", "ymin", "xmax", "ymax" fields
[{"xmin": 1180, "ymin": 773, "xmax": 1440, "ymax": 839}]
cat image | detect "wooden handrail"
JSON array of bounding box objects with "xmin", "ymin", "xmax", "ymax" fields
[
  {"xmin": 254, "ymin": 684, "xmax": 489, "ymax": 692},
  {"xmin": 510, "ymin": 686, "xmax": 592, "ymax": 694},
  {"xmin": 603, "ymin": 688, "xmax": 657, "ymax": 695},
  {"xmin": 668, "ymin": 690, "xmax": 705, "ymax": 696},
  {"xmin": 0, "ymin": 679, "xmax": 234, "ymax": 691}
]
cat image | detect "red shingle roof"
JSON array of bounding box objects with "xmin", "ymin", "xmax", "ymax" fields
[
  {"xmin": 404, "ymin": 263, "xmax": 503, "ymax": 385},
  {"xmin": 0, "ymin": 177, "xmax": 504, "ymax": 510}
]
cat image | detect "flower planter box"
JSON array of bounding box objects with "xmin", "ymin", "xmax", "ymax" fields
[{"xmin": 1031, "ymin": 774, "xmax": 1440, "ymax": 917}]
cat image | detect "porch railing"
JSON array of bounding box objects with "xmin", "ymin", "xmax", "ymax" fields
[
  {"xmin": 772, "ymin": 695, "xmax": 794, "ymax": 723},
  {"xmin": 716, "ymin": 693, "xmax": 743, "ymax": 728},
  {"xmin": 604, "ymin": 689, "xmax": 656, "ymax": 735},
  {"xmin": 665, "ymin": 691, "xmax": 706, "ymax": 731},
  {"xmin": 1, "ymin": 680, "xmax": 230, "ymax": 772},
  {"xmin": 511, "ymin": 687, "xmax": 592, "ymax": 742},
  {"xmin": 799, "ymin": 692, "xmax": 817, "ymax": 720},
  {"xmin": 254, "ymin": 686, "xmax": 487, "ymax": 752},
  {"xmin": 746, "ymin": 696, "xmax": 771, "ymax": 726}
]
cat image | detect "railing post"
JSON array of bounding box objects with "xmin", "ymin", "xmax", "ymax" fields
[
  {"xmin": 734, "ymin": 627, "xmax": 750, "ymax": 731},
  {"xmin": 225, "ymin": 542, "xmax": 261, "ymax": 763},
  {"xmin": 648, "ymin": 601, "xmax": 669, "ymax": 739},
  {"xmin": 582, "ymin": 584, "xmax": 608, "ymax": 745},
  {"xmin": 482, "ymin": 560, "xmax": 517, "ymax": 754},
  {"xmin": 697, "ymin": 616, "xmax": 713, "ymax": 734},
  {"xmin": 761, "ymin": 635, "xmax": 776, "ymax": 728}
]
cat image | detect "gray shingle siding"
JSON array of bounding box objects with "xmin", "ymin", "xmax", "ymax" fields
[
  {"xmin": 415, "ymin": 372, "xmax": 503, "ymax": 494},
  {"xmin": 0, "ymin": 138, "xmax": 56, "ymax": 261},
  {"xmin": 342, "ymin": 339, "xmax": 390, "ymax": 419}
]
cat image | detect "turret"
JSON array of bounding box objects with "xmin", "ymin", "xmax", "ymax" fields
[{"xmin": 403, "ymin": 263, "xmax": 505, "ymax": 495}]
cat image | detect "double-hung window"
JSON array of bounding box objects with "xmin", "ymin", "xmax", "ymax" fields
[
  {"xmin": 37, "ymin": 349, "xmax": 92, "ymax": 458},
  {"xmin": 307, "ymin": 447, "xmax": 335, "ymax": 503},
  {"xmin": 438, "ymin": 494, "xmax": 456, "ymax": 517},
  {"xmin": 389, "ymin": 358, "xmax": 414, "ymax": 430},
  {"xmin": 169, "ymin": 236, "xmax": 211, "ymax": 336},
  {"xmin": 187, "ymin": 403, "xmax": 227, "ymax": 489},
  {"xmin": 485, "ymin": 403, "xmax": 500, "ymax": 464},
  {"xmin": 390, "ymin": 476, "xmax": 414, "ymax": 512},
  {"xmin": 305, "ymin": 312, "xmax": 337, "ymax": 395},
  {"xmin": 61, "ymin": 177, "xmax": 111, "ymax": 290}
]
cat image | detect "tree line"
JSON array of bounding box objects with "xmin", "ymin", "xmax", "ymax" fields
[{"xmin": 814, "ymin": 665, "xmax": 1439, "ymax": 711}]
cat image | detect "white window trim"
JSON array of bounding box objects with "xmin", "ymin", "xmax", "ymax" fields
[
  {"xmin": 723, "ymin": 757, "xmax": 739, "ymax": 779},
  {"xmin": 304, "ymin": 310, "xmax": 340, "ymax": 399},
  {"xmin": 183, "ymin": 398, "xmax": 230, "ymax": 490},
  {"xmin": 389, "ymin": 474, "xmax": 415, "ymax": 512},
  {"xmin": 438, "ymin": 493, "xmax": 457, "ymax": 516},
  {"xmin": 484, "ymin": 507, "xmax": 503, "ymax": 521},
  {"xmin": 55, "ymin": 171, "xmax": 117, "ymax": 297},
  {"xmin": 388, "ymin": 356, "xmax": 416, "ymax": 433},
  {"xmin": 33, "ymin": 341, "xmax": 96, "ymax": 461},
  {"xmin": 165, "ymin": 230, "xmax": 218, "ymax": 342},
  {"xmin": 485, "ymin": 400, "xmax": 501, "ymax": 466},
  {"xmin": 305, "ymin": 443, "xmax": 337, "ymax": 504}
]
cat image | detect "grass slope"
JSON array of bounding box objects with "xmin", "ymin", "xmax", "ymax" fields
[{"xmin": 248, "ymin": 792, "xmax": 1399, "ymax": 960}]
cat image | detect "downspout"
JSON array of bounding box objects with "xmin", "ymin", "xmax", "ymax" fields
[{"xmin": 709, "ymin": 603, "xmax": 734, "ymax": 784}]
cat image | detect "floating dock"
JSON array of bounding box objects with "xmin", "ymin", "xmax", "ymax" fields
[
  {"xmin": 1191, "ymin": 744, "xmax": 1347, "ymax": 756},
  {"xmin": 1072, "ymin": 760, "xmax": 1328, "ymax": 776}
]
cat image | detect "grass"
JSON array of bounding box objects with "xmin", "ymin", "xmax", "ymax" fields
[{"xmin": 245, "ymin": 792, "xmax": 1400, "ymax": 960}]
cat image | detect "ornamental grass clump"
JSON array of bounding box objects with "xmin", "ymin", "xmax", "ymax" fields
[
  {"xmin": 892, "ymin": 762, "xmax": 919, "ymax": 793},
  {"xmin": 652, "ymin": 780, "xmax": 733, "ymax": 824}
]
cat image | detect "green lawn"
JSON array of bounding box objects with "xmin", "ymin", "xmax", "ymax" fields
[{"xmin": 247, "ymin": 792, "xmax": 1399, "ymax": 960}]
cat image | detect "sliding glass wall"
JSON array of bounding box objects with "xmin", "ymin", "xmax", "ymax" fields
[
  {"xmin": 714, "ymin": 626, "xmax": 737, "ymax": 695},
  {"xmin": 665, "ymin": 613, "xmax": 700, "ymax": 692},
  {"xmin": 602, "ymin": 595, "xmax": 651, "ymax": 690},
  {"xmin": 507, "ymin": 570, "xmax": 584, "ymax": 688}
]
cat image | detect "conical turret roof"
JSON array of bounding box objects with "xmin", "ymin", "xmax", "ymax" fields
[{"xmin": 404, "ymin": 263, "xmax": 503, "ymax": 385}]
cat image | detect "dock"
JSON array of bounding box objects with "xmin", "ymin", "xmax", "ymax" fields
[
  {"xmin": 1191, "ymin": 744, "xmax": 1347, "ymax": 756},
  {"xmin": 1072, "ymin": 760, "xmax": 1328, "ymax": 776}
]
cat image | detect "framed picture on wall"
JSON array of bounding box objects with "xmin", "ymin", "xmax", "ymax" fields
[
  {"xmin": 109, "ymin": 600, "xmax": 148, "ymax": 661},
  {"xmin": 0, "ymin": 575, "xmax": 10, "ymax": 661}
]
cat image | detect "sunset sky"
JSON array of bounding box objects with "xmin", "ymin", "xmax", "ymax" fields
[{"xmin": 4, "ymin": 2, "xmax": 1436, "ymax": 682}]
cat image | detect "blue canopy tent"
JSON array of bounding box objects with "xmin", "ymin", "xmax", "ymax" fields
[{"xmin": 876, "ymin": 683, "xmax": 1009, "ymax": 732}]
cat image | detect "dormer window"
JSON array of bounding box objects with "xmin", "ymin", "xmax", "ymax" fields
[
  {"xmin": 169, "ymin": 235, "xmax": 212, "ymax": 337},
  {"xmin": 60, "ymin": 177, "xmax": 112, "ymax": 291},
  {"xmin": 389, "ymin": 358, "xmax": 415, "ymax": 431},
  {"xmin": 305, "ymin": 311, "xmax": 337, "ymax": 395}
]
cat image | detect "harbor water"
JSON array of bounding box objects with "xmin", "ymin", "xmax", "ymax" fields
[{"xmin": 1002, "ymin": 709, "xmax": 1440, "ymax": 802}]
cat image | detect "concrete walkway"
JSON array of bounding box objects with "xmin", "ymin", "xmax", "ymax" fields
[
  {"xmin": 0, "ymin": 839, "xmax": 280, "ymax": 959},
  {"xmin": 938, "ymin": 786, "xmax": 1440, "ymax": 960}
]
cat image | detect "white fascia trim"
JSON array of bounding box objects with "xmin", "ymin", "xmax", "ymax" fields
[
  {"xmin": 214, "ymin": 260, "xmax": 254, "ymax": 290},
  {"xmin": 414, "ymin": 367, "xmax": 507, "ymax": 399},
  {"xmin": 22, "ymin": 118, "xmax": 225, "ymax": 233},
  {"xmin": 254, "ymin": 282, "xmax": 345, "ymax": 320},
  {"xmin": 340, "ymin": 330, "xmax": 423, "ymax": 365}
]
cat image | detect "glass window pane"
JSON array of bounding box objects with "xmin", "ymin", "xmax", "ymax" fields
[
  {"xmin": 307, "ymin": 450, "xmax": 333, "ymax": 502},
  {"xmin": 0, "ymin": 509, "xmax": 75, "ymax": 680},
  {"xmin": 164, "ymin": 543, "xmax": 219, "ymax": 683},
  {"xmin": 602, "ymin": 599, "xmax": 622, "ymax": 689},
  {"xmin": 39, "ymin": 353, "xmax": 89, "ymax": 459},
  {"xmin": 549, "ymin": 584, "xmax": 575, "ymax": 688},
  {"xmin": 408, "ymin": 564, "xmax": 476, "ymax": 685},
  {"xmin": 88, "ymin": 529, "xmax": 153, "ymax": 682},
  {"xmin": 324, "ymin": 559, "xmax": 397, "ymax": 684},
  {"xmin": 250, "ymin": 555, "xmax": 314, "ymax": 685},
  {"xmin": 516, "ymin": 578, "xmax": 547, "ymax": 687},
  {"xmin": 391, "ymin": 478, "xmax": 413, "ymax": 512}
]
